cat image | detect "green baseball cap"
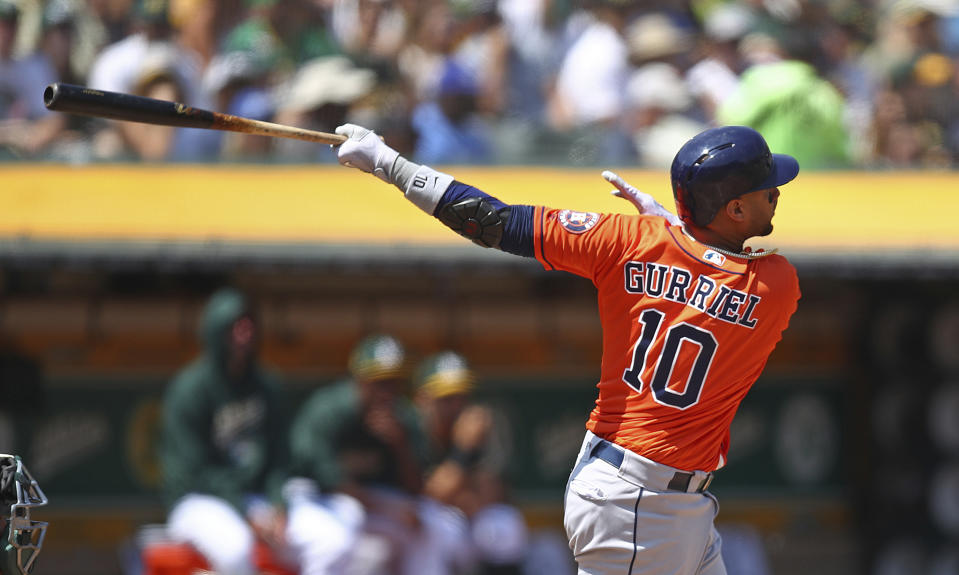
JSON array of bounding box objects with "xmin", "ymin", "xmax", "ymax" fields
[
  {"xmin": 349, "ymin": 335, "xmax": 408, "ymax": 382},
  {"xmin": 413, "ymin": 351, "xmax": 476, "ymax": 399},
  {"xmin": 135, "ymin": 0, "xmax": 169, "ymax": 24}
]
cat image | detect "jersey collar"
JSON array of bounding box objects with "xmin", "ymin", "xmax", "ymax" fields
[
  {"xmin": 665, "ymin": 225, "xmax": 771, "ymax": 275},
  {"xmin": 679, "ymin": 226, "xmax": 778, "ymax": 260}
]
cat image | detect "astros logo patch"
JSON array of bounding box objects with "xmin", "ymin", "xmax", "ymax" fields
[
  {"xmin": 703, "ymin": 250, "xmax": 726, "ymax": 266},
  {"xmin": 558, "ymin": 210, "xmax": 600, "ymax": 234}
]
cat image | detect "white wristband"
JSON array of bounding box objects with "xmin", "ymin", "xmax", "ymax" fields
[{"xmin": 403, "ymin": 166, "xmax": 455, "ymax": 214}]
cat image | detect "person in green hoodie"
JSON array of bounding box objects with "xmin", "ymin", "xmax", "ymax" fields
[
  {"xmin": 716, "ymin": 47, "xmax": 851, "ymax": 170},
  {"xmin": 159, "ymin": 288, "xmax": 290, "ymax": 575}
]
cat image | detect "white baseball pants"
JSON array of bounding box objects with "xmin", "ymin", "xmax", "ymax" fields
[
  {"xmin": 285, "ymin": 490, "xmax": 365, "ymax": 575},
  {"xmin": 564, "ymin": 431, "xmax": 726, "ymax": 575},
  {"xmin": 167, "ymin": 493, "xmax": 257, "ymax": 575}
]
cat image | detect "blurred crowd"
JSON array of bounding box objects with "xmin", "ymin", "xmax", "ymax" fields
[{"xmin": 3, "ymin": 0, "xmax": 959, "ymax": 168}]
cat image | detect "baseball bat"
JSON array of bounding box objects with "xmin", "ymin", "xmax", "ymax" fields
[{"xmin": 43, "ymin": 82, "xmax": 347, "ymax": 145}]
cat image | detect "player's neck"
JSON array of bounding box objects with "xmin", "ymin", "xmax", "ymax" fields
[{"xmin": 682, "ymin": 225, "xmax": 745, "ymax": 254}]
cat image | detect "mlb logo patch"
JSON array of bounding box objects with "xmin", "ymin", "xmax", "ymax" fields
[
  {"xmin": 558, "ymin": 210, "xmax": 600, "ymax": 234},
  {"xmin": 703, "ymin": 250, "xmax": 726, "ymax": 266}
]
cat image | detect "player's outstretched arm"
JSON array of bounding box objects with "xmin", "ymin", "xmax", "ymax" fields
[
  {"xmin": 336, "ymin": 124, "xmax": 535, "ymax": 256},
  {"xmin": 603, "ymin": 170, "xmax": 681, "ymax": 225}
]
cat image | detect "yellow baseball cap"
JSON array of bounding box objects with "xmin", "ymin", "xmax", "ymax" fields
[{"xmin": 414, "ymin": 351, "xmax": 476, "ymax": 399}]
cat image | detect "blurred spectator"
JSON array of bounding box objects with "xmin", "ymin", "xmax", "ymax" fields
[
  {"xmin": 546, "ymin": 0, "xmax": 631, "ymax": 130},
  {"xmin": 813, "ymin": 4, "xmax": 880, "ymax": 166},
  {"xmin": 861, "ymin": 1, "xmax": 956, "ymax": 91},
  {"xmin": 717, "ymin": 34, "xmax": 851, "ymax": 169},
  {"xmin": 223, "ymin": 0, "xmax": 338, "ymax": 80},
  {"xmin": 271, "ymin": 55, "xmax": 376, "ymax": 162},
  {"xmin": 27, "ymin": 0, "xmax": 109, "ymax": 161},
  {"xmin": 330, "ymin": 0, "xmax": 410, "ymax": 65},
  {"xmin": 87, "ymin": 0, "xmax": 137, "ymax": 45},
  {"xmin": 38, "ymin": 0, "xmax": 116, "ymax": 93},
  {"xmin": 584, "ymin": 10, "xmax": 700, "ymax": 167},
  {"xmin": 624, "ymin": 10, "xmax": 693, "ymax": 69},
  {"xmin": 897, "ymin": 51, "xmax": 959, "ymax": 166},
  {"xmin": 449, "ymin": 0, "xmax": 510, "ymax": 118},
  {"xmin": 414, "ymin": 350, "xmax": 530, "ymax": 575},
  {"xmin": 896, "ymin": 1, "xmax": 955, "ymax": 55},
  {"xmin": 168, "ymin": 0, "xmax": 222, "ymax": 70},
  {"xmin": 86, "ymin": 0, "xmax": 221, "ymax": 160},
  {"xmin": 397, "ymin": 1, "xmax": 454, "ymax": 104},
  {"xmin": 482, "ymin": 0, "xmax": 563, "ymax": 161},
  {"xmin": 686, "ymin": 1, "xmax": 754, "ymax": 119},
  {"xmin": 870, "ymin": 88, "xmax": 926, "ymax": 168},
  {"xmin": 159, "ymin": 288, "xmax": 291, "ymax": 575},
  {"xmin": 203, "ymin": 50, "xmax": 276, "ymax": 161},
  {"xmin": 624, "ymin": 62, "xmax": 708, "ymax": 169},
  {"xmin": 867, "ymin": 49, "xmax": 959, "ymax": 170},
  {"xmin": 410, "ymin": 58, "xmax": 493, "ymax": 164},
  {"xmin": 496, "ymin": 0, "xmax": 560, "ymax": 124},
  {"xmin": 39, "ymin": 0, "xmax": 81, "ymax": 84},
  {"xmin": 0, "ymin": 0, "xmax": 62, "ymax": 159},
  {"xmin": 350, "ymin": 75, "xmax": 419, "ymax": 158},
  {"xmin": 87, "ymin": 0, "xmax": 197, "ymax": 97},
  {"xmin": 98, "ymin": 43, "xmax": 220, "ymax": 160},
  {"xmin": 288, "ymin": 334, "xmax": 469, "ymax": 575}
]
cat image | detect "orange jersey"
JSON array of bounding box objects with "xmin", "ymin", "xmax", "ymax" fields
[{"xmin": 533, "ymin": 207, "xmax": 800, "ymax": 472}]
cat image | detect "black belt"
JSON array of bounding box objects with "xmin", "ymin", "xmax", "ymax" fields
[{"xmin": 590, "ymin": 440, "xmax": 713, "ymax": 493}]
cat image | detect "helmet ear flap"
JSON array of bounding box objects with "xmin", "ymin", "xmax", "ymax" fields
[
  {"xmin": 673, "ymin": 151, "xmax": 708, "ymax": 226},
  {"xmin": 673, "ymin": 185, "xmax": 696, "ymax": 225}
]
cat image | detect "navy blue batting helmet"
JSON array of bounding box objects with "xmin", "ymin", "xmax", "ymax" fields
[{"xmin": 670, "ymin": 126, "xmax": 799, "ymax": 227}]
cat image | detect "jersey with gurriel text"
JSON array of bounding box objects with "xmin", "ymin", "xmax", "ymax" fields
[{"xmin": 533, "ymin": 207, "xmax": 800, "ymax": 472}]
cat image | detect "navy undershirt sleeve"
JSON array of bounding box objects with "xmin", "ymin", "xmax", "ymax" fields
[{"xmin": 436, "ymin": 182, "xmax": 535, "ymax": 258}]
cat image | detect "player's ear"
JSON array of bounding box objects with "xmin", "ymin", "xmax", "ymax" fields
[{"xmin": 723, "ymin": 198, "xmax": 747, "ymax": 223}]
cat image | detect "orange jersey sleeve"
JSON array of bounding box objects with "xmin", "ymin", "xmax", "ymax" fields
[{"xmin": 533, "ymin": 207, "xmax": 800, "ymax": 472}]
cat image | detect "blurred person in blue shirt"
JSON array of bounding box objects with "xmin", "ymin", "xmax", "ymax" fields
[
  {"xmin": 411, "ymin": 58, "xmax": 492, "ymax": 164},
  {"xmin": 203, "ymin": 50, "xmax": 278, "ymax": 161},
  {"xmin": 0, "ymin": 0, "xmax": 62, "ymax": 159}
]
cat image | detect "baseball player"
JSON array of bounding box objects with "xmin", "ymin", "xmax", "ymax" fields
[
  {"xmin": 0, "ymin": 455, "xmax": 47, "ymax": 575},
  {"xmin": 158, "ymin": 288, "xmax": 291, "ymax": 575},
  {"xmin": 414, "ymin": 351, "xmax": 530, "ymax": 574},
  {"xmin": 334, "ymin": 123, "xmax": 801, "ymax": 574},
  {"xmin": 287, "ymin": 334, "xmax": 473, "ymax": 575}
]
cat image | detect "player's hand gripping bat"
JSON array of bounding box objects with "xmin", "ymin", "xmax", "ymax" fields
[{"xmin": 43, "ymin": 82, "xmax": 348, "ymax": 145}]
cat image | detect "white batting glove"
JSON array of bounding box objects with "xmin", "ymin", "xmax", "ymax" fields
[
  {"xmin": 603, "ymin": 170, "xmax": 681, "ymax": 225},
  {"xmin": 335, "ymin": 123, "xmax": 399, "ymax": 184}
]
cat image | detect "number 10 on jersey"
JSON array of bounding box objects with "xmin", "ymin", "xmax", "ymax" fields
[{"xmin": 622, "ymin": 308, "xmax": 718, "ymax": 410}]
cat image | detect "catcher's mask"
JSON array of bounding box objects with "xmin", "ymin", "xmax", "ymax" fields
[{"xmin": 0, "ymin": 455, "xmax": 47, "ymax": 575}]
